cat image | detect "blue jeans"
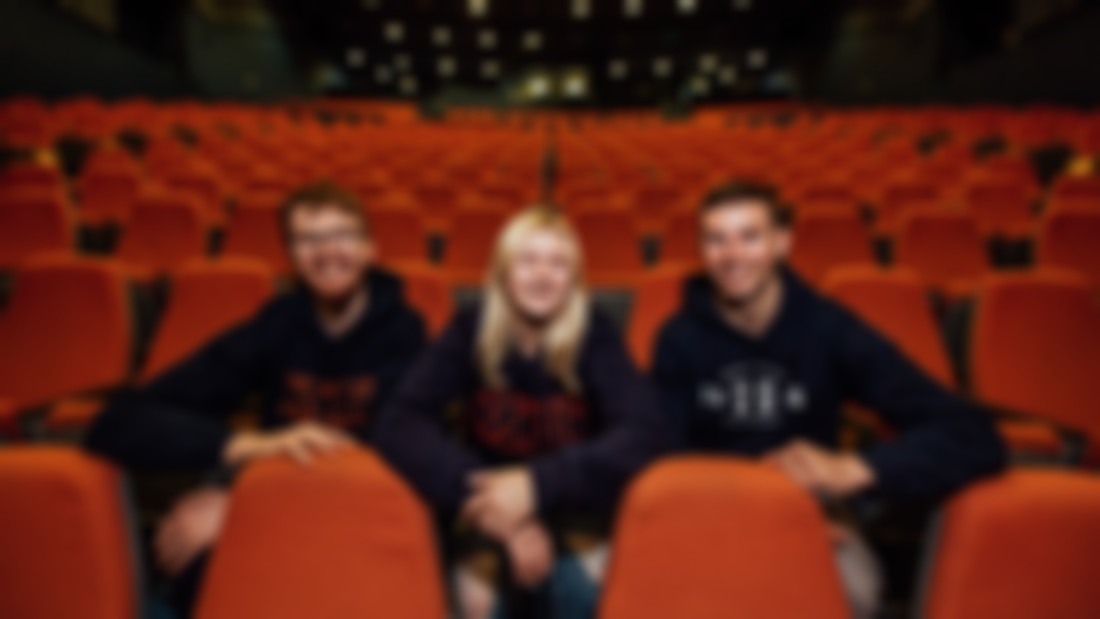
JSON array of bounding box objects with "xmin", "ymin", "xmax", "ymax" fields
[{"xmin": 492, "ymin": 555, "xmax": 599, "ymax": 619}]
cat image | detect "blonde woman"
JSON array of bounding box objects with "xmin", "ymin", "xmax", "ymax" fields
[{"xmin": 375, "ymin": 206, "xmax": 667, "ymax": 619}]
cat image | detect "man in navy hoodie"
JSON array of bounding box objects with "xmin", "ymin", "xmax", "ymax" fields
[
  {"xmin": 86, "ymin": 182, "xmax": 426, "ymax": 616},
  {"xmin": 652, "ymin": 180, "xmax": 1006, "ymax": 618}
]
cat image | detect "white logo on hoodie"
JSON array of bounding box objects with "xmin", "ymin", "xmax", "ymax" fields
[{"xmin": 697, "ymin": 361, "xmax": 808, "ymax": 428}]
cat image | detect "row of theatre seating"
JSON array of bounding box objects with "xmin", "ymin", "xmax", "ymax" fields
[
  {"xmin": 2, "ymin": 446, "xmax": 1098, "ymax": 619},
  {"xmin": 2, "ymin": 100, "xmax": 1100, "ymax": 292},
  {"xmin": 1, "ymin": 252, "xmax": 1097, "ymax": 465}
]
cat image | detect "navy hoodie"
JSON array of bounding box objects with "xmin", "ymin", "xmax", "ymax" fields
[
  {"xmin": 652, "ymin": 269, "xmax": 1006, "ymax": 501},
  {"xmin": 374, "ymin": 305, "xmax": 667, "ymax": 517},
  {"xmin": 85, "ymin": 269, "xmax": 426, "ymax": 470}
]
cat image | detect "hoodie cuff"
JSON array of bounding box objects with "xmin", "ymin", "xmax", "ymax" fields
[{"xmin": 859, "ymin": 443, "xmax": 911, "ymax": 500}]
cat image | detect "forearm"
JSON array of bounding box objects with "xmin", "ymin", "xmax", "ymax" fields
[{"xmin": 85, "ymin": 398, "xmax": 233, "ymax": 471}]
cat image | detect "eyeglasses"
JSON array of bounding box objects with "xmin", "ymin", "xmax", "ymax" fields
[{"xmin": 291, "ymin": 228, "xmax": 365, "ymax": 249}]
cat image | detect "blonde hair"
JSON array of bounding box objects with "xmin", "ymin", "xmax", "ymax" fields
[{"xmin": 477, "ymin": 205, "xmax": 590, "ymax": 394}]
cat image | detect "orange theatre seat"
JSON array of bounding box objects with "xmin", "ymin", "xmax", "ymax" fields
[
  {"xmin": 140, "ymin": 258, "xmax": 273, "ymax": 382},
  {"xmin": 875, "ymin": 182, "xmax": 942, "ymax": 235},
  {"xmin": 970, "ymin": 271, "xmax": 1100, "ymax": 461},
  {"xmin": 77, "ymin": 167, "xmax": 144, "ymax": 227},
  {"xmin": 116, "ymin": 191, "xmax": 208, "ymax": 281},
  {"xmin": 600, "ymin": 458, "xmax": 849, "ymax": 619},
  {"xmin": 443, "ymin": 211, "xmax": 506, "ymax": 285},
  {"xmin": 575, "ymin": 211, "xmax": 645, "ymax": 287},
  {"xmin": 823, "ymin": 266, "xmax": 954, "ymax": 386},
  {"xmin": 894, "ymin": 212, "xmax": 989, "ymax": 300},
  {"xmin": 659, "ymin": 212, "xmax": 700, "ymax": 267},
  {"xmin": 397, "ymin": 264, "xmax": 454, "ymax": 337},
  {"xmin": 788, "ymin": 211, "xmax": 875, "ymax": 286},
  {"xmin": 195, "ymin": 449, "xmax": 447, "ymax": 619},
  {"xmin": 963, "ymin": 181, "xmax": 1035, "ymax": 239},
  {"xmin": 627, "ymin": 268, "xmax": 688, "ymax": 370},
  {"xmin": 919, "ymin": 469, "xmax": 1100, "ymax": 619},
  {"xmin": 371, "ymin": 209, "xmax": 430, "ymax": 268},
  {"xmin": 0, "ymin": 447, "xmax": 139, "ymax": 619},
  {"xmin": 0, "ymin": 163, "xmax": 65, "ymax": 197},
  {"xmin": 0, "ymin": 191, "xmax": 73, "ymax": 270},
  {"xmin": 1037, "ymin": 209, "xmax": 1100, "ymax": 288},
  {"xmin": 221, "ymin": 194, "xmax": 290, "ymax": 275},
  {"xmin": 0, "ymin": 256, "xmax": 132, "ymax": 435}
]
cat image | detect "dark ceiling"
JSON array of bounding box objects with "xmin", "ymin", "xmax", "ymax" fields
[{"xmin": 270, "ymin": 0, "xmax": 840, "ymax": 106}]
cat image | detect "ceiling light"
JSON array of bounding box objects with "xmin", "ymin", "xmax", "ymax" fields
[
  {"xmin": 747, "ymin": 48, "xmax": 767, "ymax": 69},
  {"xmin": 698, "ymin": 54, "xmax": 718, "ymax": 72},
  {"xmin": 362, "ymin": 0, "xmax": 380, "ymax": 9},
  {"xmin": 733, "ymin": 0, "xmax": 752, "ymax": 9},
  {"xmin": 383, "ymin": 22, "xmax": 403, "ymax": 43},
  {"xmin": 478, "ymin": 30, "xmax": 497, "ymax": 49},
  {"xmin": 563, "ymin": 73, "xmax": 588, "ymax": 99},
  {"xmin": 653, "ymin": 57, "xmax": 672, "ymax": 77},
  {"xmin": 393, "ymin": 54, "xmax": 412, "ymax": 71},
  {"xmin": 522, "ymin": 31, "xmax": 542, "ymax": 51},
  {"xmin": 609, "ymin": 60, "xmax": 628, "ymax": 79},
  {"xmin": 398, "ymin": 76, "xmax": 417, "ymax": 94},
  {"xmin": 346, "ymin": 48, "xmax": 366, "ymax": 68},
  {"xmin": 718, "ymin": 65, "xmax": 738, "ymax": 85},
  {"xmin": 624, "ymin": 0, "xmax": 644, "ymax": 18},
  {"xmin": 432, "ymin": 26, "xmax": 451, "ymax": 47},
  {"xmin": 679, "ymin": 0, "xmax": 697, "ymax": 14},
  {"xmin": 375, "ymin": 66, "xmax": 392, "ymax": 83},
  {"xmin": 468, "ymin": 0, "xmax": 489, "ymax": 19},
  {"xmin": 481, "ymin": 60, "xmax": 500, "ymax": 79},
  {"xmin": 437, "ymin": 57, "xmax": 456, "ymax": 77},
  {"xmin": 691, "ymin": 76, "xmax": 710, "ymax": 96},
  {"xmin": 571, "ymin": 0, "xmax": 591, "ymax": 19},
  {"xmin": 526, "ymin": 75, "xmax": 551, "ymax": 99}
]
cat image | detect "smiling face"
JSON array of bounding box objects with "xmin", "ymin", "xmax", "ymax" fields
[
  {"xmin": 287, "ymin": 204, "xmax": 375, "ymax": 301},
  {"xmin": 502, "ymin": 228, "xmax": 578, "ymax": 324},
  {"xmin": 700, "ymin": 199, "xmax": 790, "ymax": 305}
]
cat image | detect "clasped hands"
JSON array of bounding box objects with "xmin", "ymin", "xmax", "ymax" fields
[{"xmin": 461, "ymin": 467, "xmax": 552, "ymax": 589}]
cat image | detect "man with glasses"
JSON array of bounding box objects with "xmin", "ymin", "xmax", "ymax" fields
[{"xmin": 86, "ymin": 182, "xmax": 427, "ymax": 617}]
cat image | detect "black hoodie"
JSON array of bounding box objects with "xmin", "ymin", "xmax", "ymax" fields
[
  {"xmin": 374, "ymin": 305, "xmax": 668, "ymax": 517},
  {"xmin": 85, "ymin": 269, "xmax": 426, "ymax": 470},
  {"xmin": 652, "ymin": 269, "xmax": 1006, "ymax": 501}
]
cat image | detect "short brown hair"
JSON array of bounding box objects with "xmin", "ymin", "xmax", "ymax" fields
[
  {"xmin": 279, "ymin": 181, "xmax": 370, "ymax": 241},
  {"xmin": 699, "ymin": 179, "xmax": 789, "ymax": 226}
]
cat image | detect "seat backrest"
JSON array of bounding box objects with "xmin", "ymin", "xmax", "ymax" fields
[
  {"xmin": 824, "ymin": 266, "xmax": 955, "ymax": 387},
  {"xmin": 788, "ymin": 211, "xmax": 875, "ymax": 285},
  {"xmin": 196, "ymin": 449, "xmax": 447, "ymax": 619},
  {"xmin": 575, "ymin": 211, "xmax": 644, "ymax": 274},
  {"xmin": 963, "ymin": 181, "xmax": 1033, "ymax": 233},
  {"xmin": 371, "ymin": 209, "xmax": 428, "ymax": 267},
  {"xmin": 443, "ymin": 211, "xmax": 505, "ymax": 273},
  {"xmin": 396, "ymin": 264, "xmax": 454, "ymax": 337},
  {"xmin": 141, "ymin": 258, "xmax": 273, "ymax": 382},
  {"xmin": 919, "ymin": 469, "xmax": 1100, "ymax": 619},
  {"xmin": 1051, "ymin": 175, "xmax": 1100, "ymax": 204},
  {"xmin": 0, "ymin": 447, "xmax": 138, "ymax": 619},
  {"xmin": 660, "ymin": 212, "xmax": 700, "ymax": 267},
  {"xmin": 970, "ymin": 271, "xmax": 1100, "ymax": 436},
  {"xmin": 0, "ymin": 255, "xmax": 132, "ymax": 407},
  {"xmin": 0, "ymin": 163, "xmax": 65, "ymax": 196},
  {"xmin": 221, "ymin": 199, "xmax": 290, "ymax": 274},
  {"xmin": 600, "ymin": 458, "xmax": 849, "ymax": 619},
  {"xmin": 0, "ymin": 191, "xmax": 73, "ymax": 269},
  {"xmin": 1037, "ymin": 209, "xmax": 1100, "ymax": 286},
  {"xmin": 627, "ymin": 268, "xmax": 687, "ymax": 370},
  {"xmin": 895, "ymin": 212, "xmax": 989, "ymax": 286},
  {"xmin": 78, "ymin": 167, "xmax": 144, "ymax": 225},
  {"xmin": 116, "ymin": 192, "xmax": 208, "ymax": 273}
]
